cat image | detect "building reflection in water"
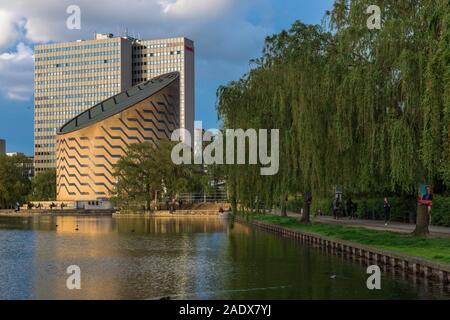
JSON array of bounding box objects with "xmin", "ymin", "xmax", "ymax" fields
[
  {"xmin": 29, "ymin": 216, "xmax": 231, "ymax": 299},
  {"xmin": 0, "ymin": 215, "xmax": 446, "ymax": 299}
]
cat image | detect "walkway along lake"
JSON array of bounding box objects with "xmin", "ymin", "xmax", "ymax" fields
[{"xmin": 0, "ymin": 215, "xmax": 448, "ymax": 299}]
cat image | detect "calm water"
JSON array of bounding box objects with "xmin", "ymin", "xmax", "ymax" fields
[{"xmin": 0, "ymin": 215, "xmax": 448, "ymax": 300}]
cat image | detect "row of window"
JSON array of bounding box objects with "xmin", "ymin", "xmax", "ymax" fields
[
  {"xmin": 35, "ymin": 101, "xmax": 98, "ymax": 109},
  {"xmin": 35, "ymin": 119, "xmax": 67, "ymax": 125},
  {"xmin": 36, "ymin": 110, "xmax": 83, "ymax": 118},
  {"xmin": 35, "ymin": 152, "xmax": 55, "ymax": 156},
  {"xmin": 36, "ymin": 83, "xmax": 120, "ymax": 93},
  {"xmin": 36, "ymin": 91, "xmax": 115, "ymax": 101},
  {"xmin": 35, "ymin": 159, "xmax": 55, "ymax": 164},
  {"xmin": 35, "ymin": 168, "xmax": 53, "ymax": 172},
  {"xmin": 35, "ymin": 135, "xmax": 55, "ymax": 140},
  {"xmin": 36, "ymin": 75, "xmax": 120, "ymax": 85},
  {"xmin": 132, "ymin": 67, "xmax": 182, "ymax": 76},
  {"xmin": 35, "ymin": 143, "xmax": 56, "ymax": 148},
  {"xmin": 36, "ymin": 66, "xmax": 121, "ymax": 77},
  {"xmin": 35, "ymin": 127, "xmax": 59, "ymax": 132},
  {"xmin": 35, "ymin": 58, "xmax": 120, "ymax": 69},
  {"xmin": 133, "ymin": 67, "xmax": 181, "ymax": 75},
  {"xmin": 35, "ymin": 42, "xmax": 120, "ymax": 54},
  {"xmin": 134, "ymin": 43, "xmax": 170, "ymax": 50},
  {"xmin": 132, "ymin": 50, "xmax": 183, "ymax": 58},
  {"xmin": 133, "ymin": 58, "xmax": 184, "ymax": 66},
  {"xmin": 36, "ymin": 50, "xmax": 120, "ymax": 61}
]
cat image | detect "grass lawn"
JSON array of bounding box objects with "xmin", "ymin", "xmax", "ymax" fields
[{"xmin": 244, "ymin": 213, "xmax": 450, "ymax": 264}]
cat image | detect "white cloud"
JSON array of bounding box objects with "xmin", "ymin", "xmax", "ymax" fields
[
  {"xmin": 160, "ymin": 0, "xmax": 232, "ymax": 18},
  {"xmin": 7, "ymin": 91, "xmax": 30, "ymax": 101},
  {"xmin": 0, "ymin": 0, "xmax": 267, "ymax": 62},
  {"xmin": 0, "ymin": 43, "xmax": 34, "ymax": 102},
  {"xmin": 0, "ymin": 0, "xmax": 274, "ymax": 101},
  {"xmin": 0, "ymin": 10, "xmax": 22, "ymax": 50}
]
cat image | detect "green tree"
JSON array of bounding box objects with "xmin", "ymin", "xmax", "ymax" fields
[
  {"xmin": 31, "ymin": 169, "xmax": 56, "ymax": 201},
  {"xmin": 112, "ymin": 140, "xmax": 199, "ymax": 211},
  {"xmin": 0, "ymin": 154, "xmax": 32, "ymax": 208},
  {"xmin": 216, "ymin": 0, "xmax": 450, "ymax": 234}
]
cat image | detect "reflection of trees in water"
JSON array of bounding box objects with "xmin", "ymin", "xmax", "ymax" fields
[
  {"xmin": 0, "ymin": 216, "xmax": 439, "ymax": 299},
  {"xmin": 223, "ymin": 227, "xmax": 421, "ymax": 299},
  {"xmin": 114, "ymin": 217, "xmax": 229, "ymax": 234}
]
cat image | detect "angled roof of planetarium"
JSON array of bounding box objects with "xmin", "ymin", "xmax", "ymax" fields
[{"xmin": 58, "ymin": 72, "xmax": 179, "ymax": 135}]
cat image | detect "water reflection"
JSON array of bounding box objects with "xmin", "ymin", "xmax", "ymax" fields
[{"xmin": 0, "ymin": 216, "xmax": 448, "ymax": 300}]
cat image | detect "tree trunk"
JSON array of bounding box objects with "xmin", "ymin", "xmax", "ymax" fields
[
  {"xmin": 301, "ymin": 203, "xmax": 311, "ymax": 224},
  {"xmin": 280, "ymin": 193, "xmax": 288, "ymax": 217},
  {"xmin": 413, "ymin": 204, "xmax": 429, "ymax": 236},
  {"xmin": 301, "ymin": 192, "xmax": 312, "ymax": 224}
]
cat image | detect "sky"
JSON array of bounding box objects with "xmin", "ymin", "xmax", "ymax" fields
[{"xmin": 0, "ymin": 0, "xmax": 334, "ymax": 155}]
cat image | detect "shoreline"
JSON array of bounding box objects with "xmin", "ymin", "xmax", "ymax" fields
[
  {"xmin": 113, "ymin": 210, "xmax": 223, "ymax": 217},
  {"xmin": 236, "ymin": 215, "xmax": 450, "ymax": 285},
  {"xmin": 0, "ymin": 210, "xmax": 114, "ymax": 217},
  {"xmin": 0, "ymin": 209, "xmax": 223, "ymax": 218}
]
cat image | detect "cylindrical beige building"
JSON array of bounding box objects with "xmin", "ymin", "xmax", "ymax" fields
[{"xmin": 56, "ymin": 72, "xmax": 180, "ymax": 202}]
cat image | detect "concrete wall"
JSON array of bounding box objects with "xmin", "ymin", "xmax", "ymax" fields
[
  {"xmin": 241, "ymin": 218, "xmax": 450, "ymax": 284},
  {"xmin": 183, "ymin": 38, "xmax": 195, "ymax": 146},
  {"xmin": 120, "ymin": 37, "xmax": 133, "ymax": 91}
]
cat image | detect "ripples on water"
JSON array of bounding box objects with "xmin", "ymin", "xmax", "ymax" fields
[{"xmin": 0, "ymin": 215, "xmax": 448, "ymax": 300}]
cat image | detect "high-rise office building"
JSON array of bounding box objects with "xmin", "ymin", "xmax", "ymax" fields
[
  {"xmin": 132, "ymin": 37, "xmax": 194, "ymax": 142},
  {"xmin": 34, "ymin": 33, "xmax": 194, "ymax": 173}
]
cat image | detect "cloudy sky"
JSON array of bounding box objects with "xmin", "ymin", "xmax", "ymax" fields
[{"xmin": 0, "ymin": 0, "xmax": 333, "ymax": 155}]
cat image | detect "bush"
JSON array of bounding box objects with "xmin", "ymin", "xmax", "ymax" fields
[
  {"xmin": 354, "ymin": 197, "xmax": 410, "ymax": 221},
  {"xmin": 311, "ymin": 196, "xmax": 416, "ymax": 222},
  {"xmin": 352, "ymin": 197, "xmax": 417, "ymax": 222},
  {"xmin": 305, "ymin": 194, "xmax": 450, "ymax": 227},
  {"xmin": 286, "ymin": 197, "xmax": 304, "ymax": 212},
  {"xmin": 387, "ymin": 197, "xmax": 416, "ymax": 222},
  {"xmin": 431, "ymin": 195, "xmax": 450, "ymax": 227},
  {"xmin": 311, "ymin": 197, "xmax": 333, "ymax": 216}
]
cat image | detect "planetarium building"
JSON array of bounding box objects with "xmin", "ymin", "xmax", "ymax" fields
[{"xmin": 56, "ymin": 72, "xmax": 180, "ymax": 203}]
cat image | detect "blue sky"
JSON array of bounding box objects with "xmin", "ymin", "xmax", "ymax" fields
[{"xmin": 0, "ymin": 0, "xmax": 334, "ymax": 155}]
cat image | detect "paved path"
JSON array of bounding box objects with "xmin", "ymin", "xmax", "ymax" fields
[{"xmin": 271, "ymin": 209, "xmax": 450, "ymax": 237}]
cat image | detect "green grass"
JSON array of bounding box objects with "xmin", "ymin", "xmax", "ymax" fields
[{"xmin": 244, "ymin": 213, "xmax": 450, "ymax": 264}]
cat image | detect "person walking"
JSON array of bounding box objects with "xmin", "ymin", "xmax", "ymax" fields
[
  {"xmin": 333, "ymin": 195, "xmax": 342, "ymax": 220},
  {"xmin": 383, "ymin": 197, "xmax": 391, "ymax": 226}
]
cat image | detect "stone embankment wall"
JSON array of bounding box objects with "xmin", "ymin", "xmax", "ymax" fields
[{"xmin": 237, "ymin": 217, "xmax": 450, "ymax": 285}]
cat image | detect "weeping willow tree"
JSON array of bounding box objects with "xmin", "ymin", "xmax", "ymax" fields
[{"xmin": 217, "ymin": 0, "xmax": 450, "ymax": 234}]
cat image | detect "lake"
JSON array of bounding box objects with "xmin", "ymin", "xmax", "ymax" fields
[{"xmin": 0, "ymin": 215, "xmax": 448, "ymax": 299}]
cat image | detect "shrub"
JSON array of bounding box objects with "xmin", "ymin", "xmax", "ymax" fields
[
  {"xmin": 304, "ymin": 194, "xmax": 450, "ymax": 226},
  {"xmin": 351, "ymin": 197, "xmax": 416, "ymax": 222},
  {"xmin": 286, "ymin": 197, "xmax": 304, "ymax": 212},
  {"xmin": 311, "ymin": 197, "xmax": 333, "ymax": 216},
  {"xmin": 430, "ymin": 195, "xmax": 450, "ymax": 227},
  {"xmin": 311, "ymin": 196, "xmax": 416, "ymax": 222}
]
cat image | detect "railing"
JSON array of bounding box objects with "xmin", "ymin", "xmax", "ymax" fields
[{"xmin": 177, "ymin": 192, "xmax": 228, "ymax": 203}]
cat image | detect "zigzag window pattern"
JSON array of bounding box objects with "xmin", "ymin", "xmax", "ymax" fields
[{"xmin": 56, "ymin": 72, "xmax": 180, "ymax": 201}]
